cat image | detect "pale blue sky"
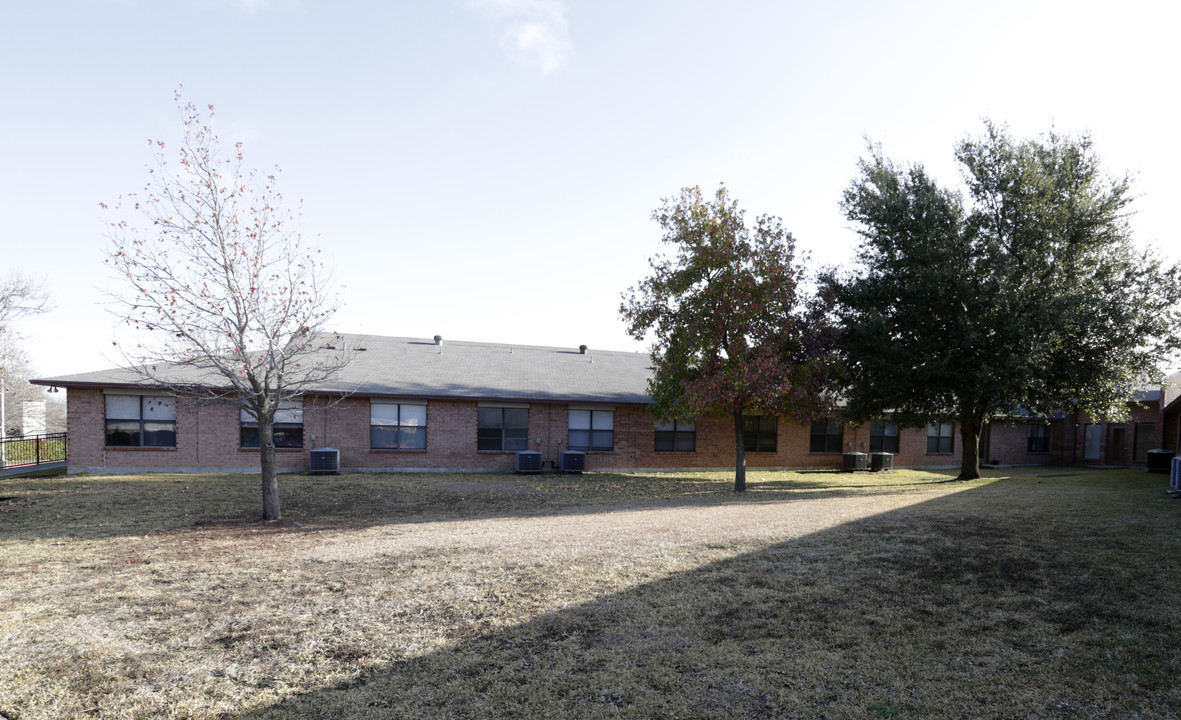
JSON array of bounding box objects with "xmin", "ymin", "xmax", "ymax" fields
[{"xmin": 3, "ymin": 0, "xmax": 1178, "ymax": 379}]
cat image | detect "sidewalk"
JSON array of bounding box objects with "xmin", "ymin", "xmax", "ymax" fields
[{"xmin": 0, "ymin": 461, "xmax": 67, "ymax": 478}]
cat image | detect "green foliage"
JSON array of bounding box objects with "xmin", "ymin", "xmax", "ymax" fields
[
  {"xmin": 827, "ymin": 122, "xmax": 1181, "ymax": 479},
  {"xmin": 621, "ymin": 185, "xmax": 841, "ymax": 490}
]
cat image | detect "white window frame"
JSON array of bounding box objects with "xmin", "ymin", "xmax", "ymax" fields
[
  {"xmin": 927, "ymin": 421, "xmax": 954, "ymax": 454},
  {"xmin": 655, "ymin": 418, "xmax": 696, "ymax": 452},
  {"xmin": 569, "ymin": 407, "xmax": 615, "ymax": 451},
  {"xmin": 477, "ymin": 404, "xmax": 529, "ymax": 451},
  {"xmin": 370, "ymin": 401, "xmax": 427, "ymax": 450},
  {"xmin": 104, "ymin": 393, "xmax": 177, "ymax": 447}
]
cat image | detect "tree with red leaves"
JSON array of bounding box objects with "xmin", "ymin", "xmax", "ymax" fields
[{"xmin": 621, "ymin": 185, "xmax": 841, "ymax": 492}]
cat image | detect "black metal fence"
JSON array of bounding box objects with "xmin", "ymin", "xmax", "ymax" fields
[{"xmin": 0, "ymin": 432, "xmax": 68, "ymax": 468}]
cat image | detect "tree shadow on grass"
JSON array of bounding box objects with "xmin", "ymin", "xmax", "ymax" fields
[{"xmin": 230, "ymin": 477, "xmax": 1181, "ymax": 720}]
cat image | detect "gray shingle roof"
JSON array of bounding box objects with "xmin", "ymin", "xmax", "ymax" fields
[{"xmin": 32, "ymin": 334, "xmax": 656, "ymax": 405}]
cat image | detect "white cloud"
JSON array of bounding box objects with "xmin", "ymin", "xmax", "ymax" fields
[{"xmin": 467, "ymin": 0, "xmax": 573, "ymax": 76}]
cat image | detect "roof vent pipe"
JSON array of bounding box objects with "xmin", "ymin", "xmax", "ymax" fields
[
  {"xmin": 579, "ymin": 345, "xmax": 588, "ymax": 354},
  {"xmin": 434, "ymin": 335, "xmax": 443, "ymax": 346}
]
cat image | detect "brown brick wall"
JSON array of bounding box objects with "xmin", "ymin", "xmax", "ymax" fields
[
  {"xmin": 1164, "ymin": 413, "xmax": 1180, "ymax": 455},
  {"xmin": 977, "ymin": 399, "xmax": 1168, "ymax": 469},
  {"xmin": 67, "ymin": 389, "xmax": 975, "ymax": 473},
  {"xmin": 69, "ymin": 388, "xmax": 309, "ymax": 473},
  {"xmin": 1059, "ymin": 402, "xmax": 1161, "ymax": 467},
  {"xmin": 981, "ymin": 422, "xmax": 1056, "ymax": 466}
]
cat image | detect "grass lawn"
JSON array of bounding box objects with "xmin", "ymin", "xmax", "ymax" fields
[{"xmin": 1, "ymin": 467, "xmax": 1179, "ymax": 719}]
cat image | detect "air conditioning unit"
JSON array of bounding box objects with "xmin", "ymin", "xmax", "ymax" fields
[
  {"xmin": 559, "ymin": 450, "xmax": 586, "ymax": 473},
  {"xmin": 309, "ymin": 448, "xmax": 340, "ymax": 475},
  {"xmin": 869, "ymin": 452, "xmax": 893, "ymax": 472},
  {"xmin": 515, "ymin": 450, "xmax": 542, "ymax": 474},
  {"xmin": 1146, "ymin": 449, "xmax": 1174, "ymax": 473},
  {"xmin": 842, "ymin": 452, "xmax": 868, "ymax": 472}
]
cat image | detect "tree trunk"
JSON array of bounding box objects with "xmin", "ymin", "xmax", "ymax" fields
[
  {"xmin": 957, "ymin": 413, "xmax": 982, "ymax": 481},
  {"xmin": 733, "ymin": 408, "xmax": 747, "ymax": 493},
  {"xmin": 259, "ymin": 415, "xmax": 282, "ymax": 521}
]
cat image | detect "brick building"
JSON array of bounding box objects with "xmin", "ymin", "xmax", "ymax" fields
[
  {"xmin": 34, "ymin": 334, "xmax": 1177, "ymax": 475},
  {"xmin": 975, "ymin": 376, "xmax": 1181, "ymax": 469},
  {"xmin": 32, "ymin": 333, "xmax": 976, "ymax": 474}
]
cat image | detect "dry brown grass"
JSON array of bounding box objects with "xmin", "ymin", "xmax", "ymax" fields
[{"xmin": 1, "ymin": 467, "xmax": 1179, "ymax": 719}]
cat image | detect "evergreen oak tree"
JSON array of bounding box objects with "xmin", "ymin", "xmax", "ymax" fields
[{"xmin": 827, "ymin": 123, "xmax": 1181, "ymax": 480}]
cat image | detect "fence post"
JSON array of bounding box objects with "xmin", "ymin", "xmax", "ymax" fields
[{"xmin": 36, "ymin": 438, "xmax": 40, "ymax": 465}]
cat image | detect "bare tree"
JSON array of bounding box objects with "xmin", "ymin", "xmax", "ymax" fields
[
  {"xmin": 0, "ymin": 272, "xmax": 50, "ymax": 327},
  {"xmin": 104, "ymin": 92, "xmax": 352, "ymax": 521},
  {"xmin": 0, "ymin": 272, "xmax": 50, "ymax": 453},
  {"xmin": 0, "ymin": 337, "xmax": 41, "ymax": 435},
  {"xmin": 42, "ymin": 391, "xmax": 66, "ymax": 434}
]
